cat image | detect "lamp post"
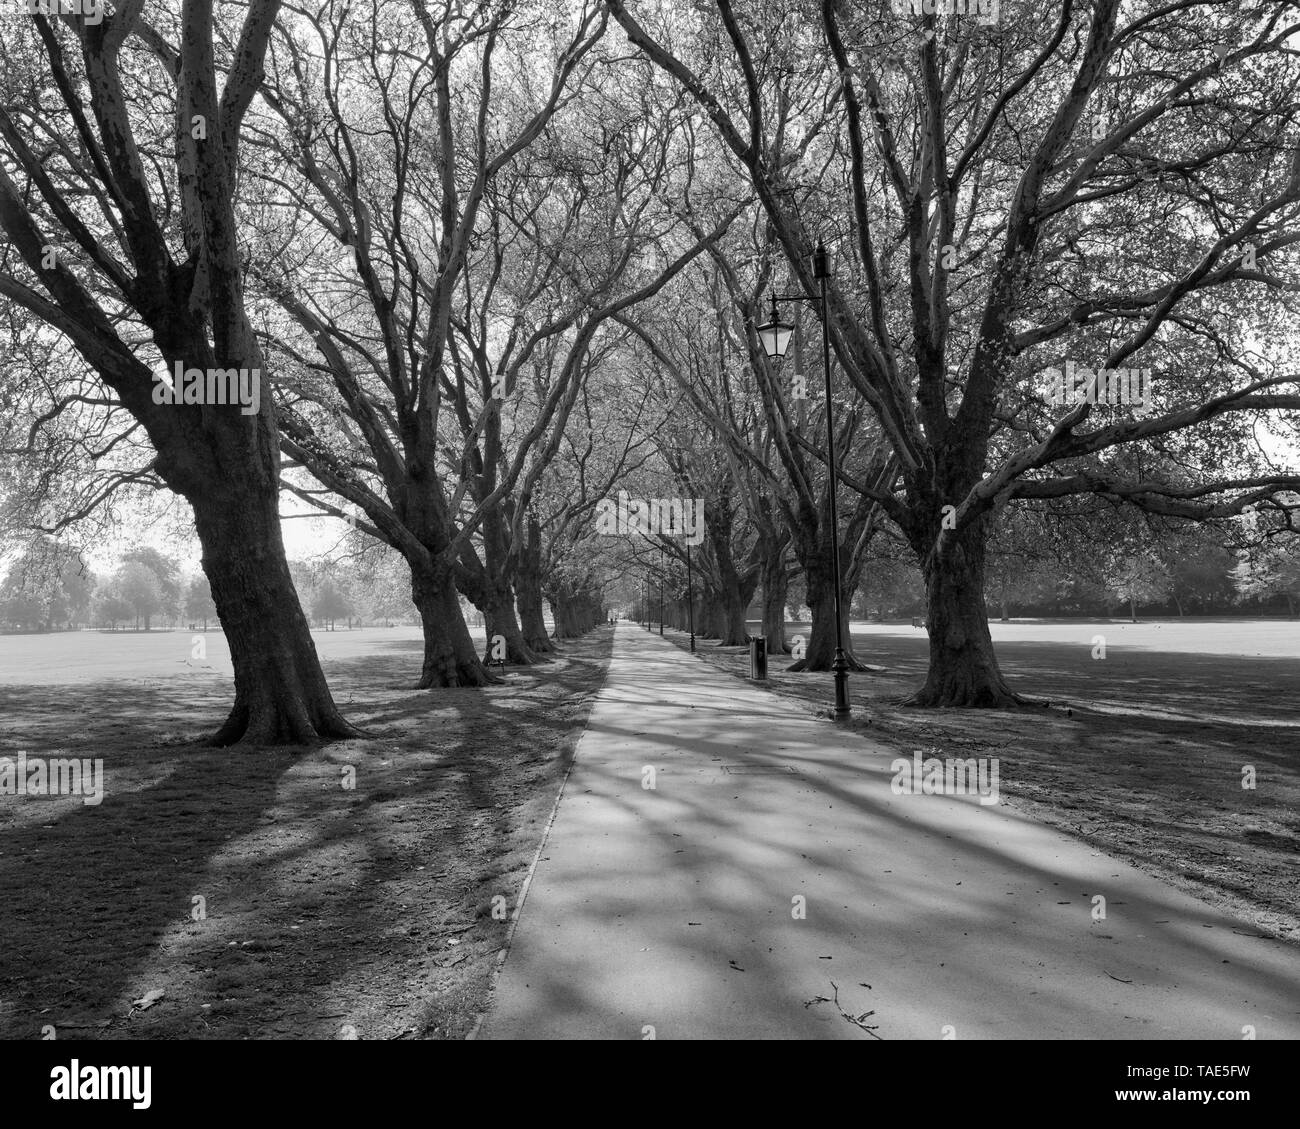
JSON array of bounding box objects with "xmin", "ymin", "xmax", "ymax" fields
[
  {"xmin": 659, "ymin": 547, "xmax": 665, "ymax": 636},
  {"xmin": 685, "ymin": 538, "xmax": 696, "ymax": 652},
  {"xmin": 756, "ymin": 242, "xmax": 851, "ymax": 721}
]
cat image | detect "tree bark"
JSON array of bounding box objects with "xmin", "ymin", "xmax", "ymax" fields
[
  {"xmin": 472, "ymin": 504, "xmax": 543, "ymax": 664},
  {"xmin": 515, "ymin": 514, "xmax": 555, "ymax": 653},
  {"xmin": 903, "ymin": 532, "xmax": 1024, "ymax": 708},
  {"xmin": 700, "ymin": 594, "xmax": 725, "ymax": 640},
  {"xmin": 551, "ymin": 588, "xmax": 601, "ymax": 636},
  {"xmin": 759, "ymin": 557, "xmax": 789, "ymax": 655},
  {"xmin": 550, "ymin": 593, "xmax": 578, "ymax": 639},
  {"xmin": 715, "ymin": 591, "xmax": 750, "ymax": 645},
  {"xmin": 484, "ymin": 592, "xmax": 540, "ymax": 665},
  {"xmin": 192, "ymin": 483, "xmax": 360, "ymax": 746},
  {"xmin": 751, "ymin": 502, "xmax": 791, "ymax": 652},
  {"xmin": 411, "ymin": 563, "xmax": 492, "ymax": 688},
  {"xmin": 704, "ymin": 487, "xmax": 759, "ymax": 645},
  {"xmin": 788, "ymin": 554, "xmax": 868, "ymax": 672}
]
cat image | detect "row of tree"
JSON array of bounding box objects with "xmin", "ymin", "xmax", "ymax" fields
[
  {"xmin": 0, "ymin": 2, "xmax": 1296, "ymax": 743},
  {"xmin": 0, "ymin": 537, "xmax": 435, "ymax": 632},
  {"xmin": 590, "ymin": 0, "xmax": 1299, "ymax": 706},
  {"xmin": 0, "ymin": 2, "xmax": 626, "ymax": 741},
  {"xmin": 627, "ymin": 497, "xmax": 1300, "ymax": 632},
  {"xmin": 863, "ymin": 531, "xmax": 1300, "ymax": 621}
]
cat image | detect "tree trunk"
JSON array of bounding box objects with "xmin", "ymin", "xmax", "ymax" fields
[
  {"xmin": 515, "ymin": 515, "xmax": 555, "ymax": 653},
  {"xmin": 704, "ymin": 490, "xmax": 759, "ymax": 645},
  {"xmin": 903, "ymin": 533, "xmax": 1024, "ymax": 708},
  {"xmin": 516, "ymin": 577, "xmax": 554, "ymax": 653},
  {"xmin": 475, "ymin": 505, "xmax": 544, "ymax": 665},
  {"xmin": 191, "ymin": 485, "xmax": 361, "ymax": 746},
  {"xmin": 411, "ymin": 564, "xmax": 492, "ymax": 688},
  {"xmin": 484, "ymin": 593, "xmax": 541, "ymax": 665},
  {"xmin": 788, "ymin": 555, "xmax": 868, "ymax": 672},
  {"xmin": 1129, "ymin": 594, "xmax": 1137, "ymax": 623},
  {"xmin": 700, "ymin": 596, "xmax": 725, "ymax": 640},
  {"xmin": 715, "ymin": 590, "xmax": 749, "ymax": 645},
  {"xmin": 763, "ymin": 568, "xmax": 791, "ymax": 650},
  {"xmin": 550, "ymin": 595, "xmax": 578, "ymax": 639}
]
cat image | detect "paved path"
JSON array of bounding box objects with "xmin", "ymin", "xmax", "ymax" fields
[{"xmin": 482, "ymin": 622, "xmax": 1300, "ymax": 1039}]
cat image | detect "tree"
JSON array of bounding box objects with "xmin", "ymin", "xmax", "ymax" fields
[
  {"xmin": 1234, "ymin": 539, "xmax": 1300, "ymax": 617},
  {"xmin": 92, "ymin": 591, "xmax": 134, "ymax": 631},
  {"xmin": 620, "ymin": 251, "xmax": 895, "ymax": 667},
  {"xmin": 1161, "ymin": 534, "xmax": 1236, "ymax": 615},
  {"xmin": 311, "ymin": 579, "xmax": 352, "ymax": 631},
  {"xmin": 114, "ymin": 559, "xmax": 165, "ymax": 631},
  {"xmin": 185, "ymin": 573, "xmax": 217, "ymax": 629},
  {"xmin": 1106, "ymin": 554, "xmax": 1172, "ymax": 623},
  {"xmin": 607, "ymin": 0, "xmax": 1300, "ymax": 706},
  {"xmin": 0, "ymin": 536, "xmax": 94, "ymax": 630},
  {"xmin": 0, "ymin": 3, "xmax": 358, "ymax": 743},
  {"xmin": 248, "ymin": 0, "xmax": 728, "ymax": 685},
  {"xmin": 121, "ymin": 547, "xmax": 179, "ymax": 630},
  {"xmin": 860, "ymin": 548, "xmax": 925, "ymax": 621},
  {"xmin": 0, "ymin": 590, "xmax": 44, "ymax": 631}
]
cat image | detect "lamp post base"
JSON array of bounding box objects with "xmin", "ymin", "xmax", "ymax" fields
[{"xmin": 831, "ymin": 650, "xmax": 851, "ymax": 721}]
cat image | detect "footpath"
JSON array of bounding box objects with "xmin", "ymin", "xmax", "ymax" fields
[{"xmin": 481, "ymin": 621, "xmax": 1300, "ymax": 1039}]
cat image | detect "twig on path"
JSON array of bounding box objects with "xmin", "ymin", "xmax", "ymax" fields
[{"xmin": 804, "ymin": 980, "xmax": 883, "ymax": 1039}]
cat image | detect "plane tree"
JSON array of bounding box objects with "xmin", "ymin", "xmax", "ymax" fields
[
  {"xmin": 621, "ymin": 245, "xmax": 897, "ymax": 668},
  {"xmin": 1234, "ymin": 534, "xmax": 1300, "ymax": 617},
  {"xmin": 607, "ymin": 0, "xmax": 1300, "ymax": 705},
  {"xmin": 242, "ymin": 0, "xmax": 733, "ymax": 684},
  {"xmin": 0, "ymin": 2, "xmax": 359, "ymax": 742}
]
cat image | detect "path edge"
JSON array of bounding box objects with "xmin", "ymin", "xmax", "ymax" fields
[{"xmin": 464, "ymin": 636, "xmax": 608, "ymax": 1040}]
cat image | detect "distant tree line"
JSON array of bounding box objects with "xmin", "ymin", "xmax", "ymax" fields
[
  {"xmin": 0, "ymin": 537, "xmax": 421, "ymax": 633},
  {"xmin": 850, "ymin": 514, "xmax": 1299, "ymax": 623}
]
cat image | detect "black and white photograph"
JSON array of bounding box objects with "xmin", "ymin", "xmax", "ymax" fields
[{"xmin": 0, "ymin": 0, "xmax": 1296, "ymax": 1105}]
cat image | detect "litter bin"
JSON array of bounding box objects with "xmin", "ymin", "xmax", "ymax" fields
[{"xmin": 749, "ymin": 634, "xmax": 767, "ymax": 681}]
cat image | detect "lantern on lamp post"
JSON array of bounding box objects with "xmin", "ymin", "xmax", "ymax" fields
[{"xmin": 756, "ymin": 243, "xmax": 851, "ymax": 721}]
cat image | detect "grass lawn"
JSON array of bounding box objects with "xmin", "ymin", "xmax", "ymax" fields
[
  {"xmin": 0, "ymin": 625, "xmax": 611, "ymax": 1040},
  {"xmin": 656, "ymin": 617, "xmax": 1300, "ymax": 944}
]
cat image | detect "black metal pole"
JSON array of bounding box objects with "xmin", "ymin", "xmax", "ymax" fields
[
  {"xmin": 816, "ymin": 244, "xmax": 851, "ymax": 721},
  {"xmin": 686, "ymin": 539, "xmax": 695, "ymax": 652},
  {"xmin": 659, "ymin": 549, "xmax": 665, "ymax": 635}
]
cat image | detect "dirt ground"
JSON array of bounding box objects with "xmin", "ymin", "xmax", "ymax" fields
[
  {"xmin": 656, "ymin": 617, "xmax": 1300, "ymax": 945},
  {"xmin": 0, "ymin": 625, "xmax": 611, "ymax": 1040}
]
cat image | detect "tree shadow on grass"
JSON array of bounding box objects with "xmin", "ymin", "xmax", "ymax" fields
[
  {"xmin": 0, "ymin": 685, "xmax": 293, "ymax": 1036},
  {"xmin": 0, "ymin": 629, "xmax": 614, "ymax": 1040}
]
